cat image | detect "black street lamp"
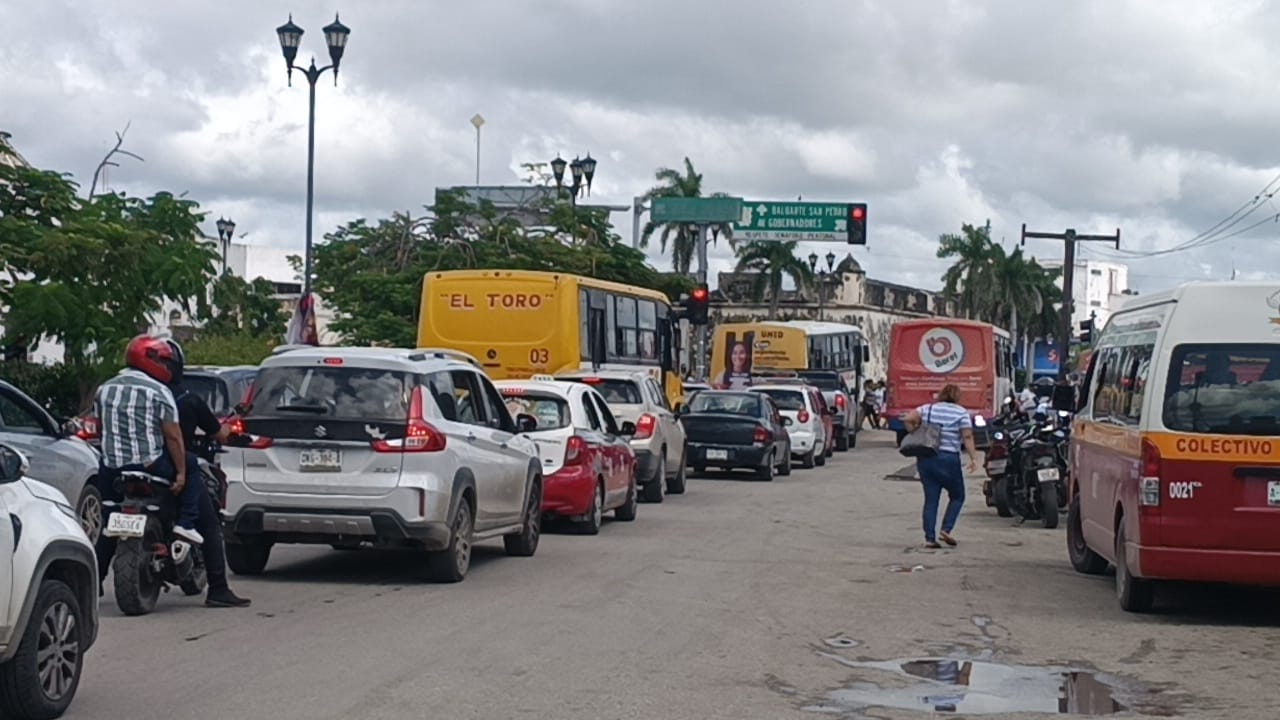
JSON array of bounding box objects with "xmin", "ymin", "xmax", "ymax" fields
[
  {"xmin": 550, "ymin": 152, "xmax": 597, "ymax": 208},
  {"xmin": 275, "ymin": 13, "xmax": 351, "ymax": 298},
  {"xmin": 808, "ymin": 251, "xmax": 837, "ymax": 321},
  {"xmin": 215, "ymin": 217, "xmax": 237, "ymax": 275}
]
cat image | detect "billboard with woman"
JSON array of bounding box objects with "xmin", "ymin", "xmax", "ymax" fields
[{"xmin": 711, "ymin": 330, "xmax": 755, "ymax": 389}]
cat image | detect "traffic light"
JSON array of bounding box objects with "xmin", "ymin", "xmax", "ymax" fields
[
  {"xmin": 686, "ymin": 284, "xmax": 710, "ymax": 326},
  {"xmin": 1079, "ymin": 319, "xmax": 1094, "ymax": 345},
  {"xmin": 847, "ymin": 203, "xmax": 867, "ymax": 245}
]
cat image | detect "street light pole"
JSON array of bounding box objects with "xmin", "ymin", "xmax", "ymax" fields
[
  {"xmin": 550, "ymin": 153, "xmax": 598, "ymax": 237},
  {"xmin": 470, "ymin": 114, "xmax": 485, "ymax": 186},
  {"xmin": 808, "ymin": 251, "xmax": 837, "ymax": 322},
  {"xmin": 215, "ymin": 217, "xmax": 236, "ymax": 275},
  {"xmin": 275, "ymin": 13, "xmax": 351, "ymax": 299}
]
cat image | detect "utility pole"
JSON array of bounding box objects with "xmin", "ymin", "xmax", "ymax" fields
[
  {"xmin": 1021, "ymin": 225, "xmax": 1120, "ymax": 381},
  {"xmin": 695, "ymin": 223, "xmax": 710, "ymax": 380},
  {"xmin": 631, "ymin": 196, "xmax": 647, "ymax": 249}
]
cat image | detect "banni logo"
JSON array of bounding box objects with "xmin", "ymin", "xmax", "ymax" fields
[{"xmin": 918, "ymin": 328, "xmax": 965, "ymax": 374}]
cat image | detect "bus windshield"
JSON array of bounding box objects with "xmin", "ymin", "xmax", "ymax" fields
[{"xmin": 1163, "ymin": 343, "xmax": 1280, "ymax": 435}]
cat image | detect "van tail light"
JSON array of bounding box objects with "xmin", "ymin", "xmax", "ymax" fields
[
  {"xmin": 226, "ymin": 417, "xmax": 273, "ymax": 449},
  {"xmin": 835, "ymin": 394, "xmax": 847, "ymax": 410},
  {"xmin": 564, "ymin": 435, "xmax": 588, "ymax": 466},
  {"xmin": 797, "ymin": 410, "xmax": 811, "ymax": 424},
  {"xmin": 752, "ymin": 426, "xmax": 772, "ymax": 446},
  {"xmin": 1139, "ymin": 438, "xmax": 1161, "ymax": 506},
  {"xmin": 374, "ymin": 388, "xmax": 446, "ymax": 453},
  {"xmin": 634, "ymin": 413, "xmax": 657, "ymax": 440}
]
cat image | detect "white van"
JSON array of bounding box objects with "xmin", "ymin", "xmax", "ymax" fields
[{"xmin": 1069, "ymin": 281, "xmax": 1280, "ymax": 612}]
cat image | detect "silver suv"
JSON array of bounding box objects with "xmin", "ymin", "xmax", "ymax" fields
[
  {"xmin": 222, "ymin": 347, "xmax": 544, "ymax": 583},
  {"xmin": 557, "ymin": 370, "xmax": 686, "ymax": 503}
]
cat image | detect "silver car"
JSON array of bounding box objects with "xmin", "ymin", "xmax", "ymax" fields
[{"xmin": 0, "ymin": 381, "xmax": 101, "ymax": 542}]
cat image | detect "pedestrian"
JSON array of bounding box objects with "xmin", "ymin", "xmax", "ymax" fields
[
  {"xmin": 860, "ymin": 380, "xmax": 879, "ymax": 429},
  {"xmin": 900, "ymin": 383, "xmax": 979, "ymax": 549}
]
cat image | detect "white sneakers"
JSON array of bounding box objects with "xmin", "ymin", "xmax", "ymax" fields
[{"xmin": 173, "ymin": 525, "xmax": 205, "ymax": 545}]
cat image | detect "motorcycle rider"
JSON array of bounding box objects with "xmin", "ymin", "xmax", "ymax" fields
[{"xmin": 94, "ymin": 335, "xmax": 250, "ymax": 608}]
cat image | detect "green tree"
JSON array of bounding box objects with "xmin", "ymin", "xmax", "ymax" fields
[
  {"xmin": 733, "ymin": 240, "xmax": 814, "ymax": 320},
  {"xmin": 639, "ymin": 158, "xmax": 733, "ymax": 273},
  {"xmin": 0, "ymin": 162, "xmax": 216, "ymax": 405},
  {"xmin": 937, "ymin": 221, "xmax": 998, "ymax": 320},
  {"xmin": 183, "ymin": 333, "xmax": 279, "ymax": 367},
  {"xmin": 198, "ymin": 274, "xmax": 288, "ymax": 339}
]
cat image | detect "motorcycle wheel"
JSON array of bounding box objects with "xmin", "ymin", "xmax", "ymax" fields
[
  {"xmin": 113, "ymin": 535, "xmax": 163, "ymax": 616},
  {"xmin": 180, "ymin": 551, "xmax": 208, "ymax": 597},
  {"xmin": 1040, "ymin": 483, "xmax": 1060, "ymax": 529},
  {"xmin": 993, "ymin": 476, "xmax": 1013, "ymax": 518}
]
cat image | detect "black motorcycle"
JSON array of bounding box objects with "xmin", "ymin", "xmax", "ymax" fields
[
  {"xmin": 993, "ymin": 408, "xmax": 1069, "ymax": 528},
  {"xmin": 982, "ymin": 398, "xmax": 1028, "ymax": 516},
  {"xmin": 101, "ymin": 438, "xmax": 226, "ymax": 616}
]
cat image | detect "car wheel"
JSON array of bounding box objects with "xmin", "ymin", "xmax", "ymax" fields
[
  {"xmin": 1115, "ymin": 521, "xmax": 1155, "ymax": 612},
  {"xmin": 614, "ymin": 474, "xmax": 638, "ymax": 522},
  {"xmin": 578, "ymin": 480, "xmax": 605, "ymax": 535},
  {"xmin": 642, "ymin": 455, "xmax": 666, "ymax": 503},
  {"xmin": 226, "ymin": 538, "xmax": 273, "ymax": 576},
  {"xmin": 76, "ymin": 484, "xmax": 103, "ymax": 545},
  {"xmin": 835, "ymin": 428, "xmax": 849, "ymax": 451},
  {"xmin": 503, "ymin": 478, "xmax": 543, "ymax": 557},
  {"xmin": 757, "ymin": 452, "xmax": 775, "ymax": 482},
  {"xmin": 801, "ymin": 447, "xmax": 816, "ymax": 469},
  {"xmin": 0, "ymin": 580, "xmax": 84, "ymax": 720},
  {"xmin": 667, "ymin": 445, "xmax": 688, "ymax": 495},
  {"xmin": 848, "ymin": 429, "xmax": 858, "ymax": 449},
  {"xmin": 815, "ymin": 443, "xmax": 827, "ymax": 467},
  {"xmin": 428, "ymin": 499, "xmax": 474, "ymax": 583},
  {"xmin": 778, "ymin": 449, "xmax": 792, "ymax": 476},
  {"xmin": 1067, "ymin": 495, "xmax": 1108, "ymax": 575}
]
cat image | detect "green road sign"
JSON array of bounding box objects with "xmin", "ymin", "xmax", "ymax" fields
[
  {"xmin": 733, "ymin": 201, "xmax": 850, "ymax": 242},
  {"xmin": 650, "ymin": 196, "xmax": 743, "ymax": 224}
]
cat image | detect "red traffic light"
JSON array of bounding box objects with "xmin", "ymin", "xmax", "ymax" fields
[
  {"xmin": 850, "ymin": 206, "xmax": 865, "ymax": 220},
  {"xmin": 691, "ymin": 287, "xmax": 709, "ymax": 302}
]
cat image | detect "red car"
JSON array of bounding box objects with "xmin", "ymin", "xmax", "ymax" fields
[{"xmin": 496, "ymin": 378, "xmax": 638, "ymax": 534}]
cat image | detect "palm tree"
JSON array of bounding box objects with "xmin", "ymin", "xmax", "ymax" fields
[
  {"xmin": 937, "ymin": 221, "xmax": 998, "ymax": 320},
  {"xmin": 640, "ymin": 158, "xmax": 733, "ymax": 274},
  {"xmin": 734, "ymin": 241, "xmax": 814, "ymax": 319}
]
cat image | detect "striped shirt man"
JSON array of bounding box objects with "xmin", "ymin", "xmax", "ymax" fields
[
  {"xmin": 915, "ymin": 401, "xmax": 972, "ymax": 454},
  {"xmin": 93, "ymin": 369, "xmax": 180, "ymax": 469}
]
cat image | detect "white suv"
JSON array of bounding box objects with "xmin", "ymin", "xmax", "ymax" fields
[
  {"xmin": 750, "ymin": 384, "xmax": 829, "ymax": 468},
  {"xmin": 221, "ymin": 347, "xmax": 544, "ymax": 583},
  {"xmin": 557, "ymin": 370, "xmax": 687, "ymax": 503},
  {"xmin": 0, "ymin": 444, "xmax": 98, "ymax": 720}
]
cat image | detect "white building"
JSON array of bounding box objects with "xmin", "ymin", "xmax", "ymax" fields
[{"xmin": 1041, "ymin": 258, "xmax": 1132, "ymax": 331}]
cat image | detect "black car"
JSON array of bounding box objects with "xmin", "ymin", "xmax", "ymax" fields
[
  {"xmin": 184, "ymin": 365, "xmax": 259, "ymax": 418},
  {"xmin": 679, "ymin": 391, "xmax": 792, "ymax": 481}
]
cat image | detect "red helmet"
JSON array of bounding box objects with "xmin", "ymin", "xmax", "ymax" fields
[{"xmin": 124, "ymin": 336, "xmax": 183, "ymax": 384}]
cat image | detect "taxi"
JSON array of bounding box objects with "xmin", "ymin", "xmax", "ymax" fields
[{"xmin": 496, "ymin": 376, "xmax": 638, "ymax": 534}]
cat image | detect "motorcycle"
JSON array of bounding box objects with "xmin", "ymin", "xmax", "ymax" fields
[
  {"xmin": 100, "ymin": 435, "xmax": 227, "ymax": 616},
  {"xmin": 982, "ymin": 398, "xmax": 1026, "ymax": 516},
  {"xmin": 994, "ymin": 407, "xmax": 1070, "ymax": 528}
]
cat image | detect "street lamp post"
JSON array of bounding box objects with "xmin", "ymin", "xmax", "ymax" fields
[
  {"xmin": 275, "ymin": 13, "xmax": 351, "ymax": 299},
  {"xmin": 808, "ymin": 250, "xmax": 837, "ymax": 321},
  {"xmin": 550, "ymin": 153, "xmax": 597, "ymax": 210},
  {"xmin": 215, "ymin": 217, "xmax": 236, "ymax": 275}
]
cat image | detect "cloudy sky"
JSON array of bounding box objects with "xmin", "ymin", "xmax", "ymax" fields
[{"xmin": 4, "ymin": 0, "xmax": 1279, "ymax": 294}]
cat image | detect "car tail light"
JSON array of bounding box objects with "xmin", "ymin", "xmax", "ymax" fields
[
  {"xmin": 226, "ymin": 417, "xmax": 274, "ymax": 449},
  {"xmin": 76, "ymin": 416, "xmax": 100, "ymax": 441},
  {"xmin": 1139, "ymin": 438, "xmax": 1161, "ymax": 506},
  {"xmin": 797, "ymin": 410, "xmax": 810, "ymax": 424},
  {"xmin": 752, "ymin": 426, "xmax": 772, "ymax": 446},
  {"xmin": 564, "ymin": 435, "xmax": 588, "ymax": 465},
  {"xmin": 634, "ymin": 413, "xmax": 657, "ymax": 440},
  {"xmin": 374, "ymin": 388, "xmax": 446, "ymax": 453},
  {"xmin": 835, "ymin": 394, "xmax": 847, "ymax": 410}
]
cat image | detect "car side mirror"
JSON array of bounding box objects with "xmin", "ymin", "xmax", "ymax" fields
[
  {"xmin": 516, "ymin": 413, "xmax": 538, "ymax": 433},
  {"xmin": 619, "ymin": 420, "xmax": 637, "ymax": 436},
  {"xmin": 678, "ymin": 404, "xmax": 691, "ymax": 416},
  {"xmin": 0, "ymin": 444, "xmax": 28, "ymax": 484},
  {"xmin": 782, "ymin": 417, "xmax": 794, "ymax": 426}
]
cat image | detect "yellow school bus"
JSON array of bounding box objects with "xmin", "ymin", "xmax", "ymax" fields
[{"xmin": 418, "ymin": 269, "xmax": 684, "ymax": 408}]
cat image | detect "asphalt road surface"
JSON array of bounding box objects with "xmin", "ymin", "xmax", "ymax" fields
[{"xmin": 68, "ymin": 431, "xmax": 1277, "ymax": 720}]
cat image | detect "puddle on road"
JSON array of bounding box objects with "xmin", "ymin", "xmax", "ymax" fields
[{"xmin": 815, "ymin": 657, "xmax": 1134, "ymax": 716}]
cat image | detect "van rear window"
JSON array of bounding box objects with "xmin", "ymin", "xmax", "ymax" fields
[
  {"xmin": 247, "ymin": 367, "xmax": 411, "ymax": 422},
  {"xmin": 1163, "ymin": 344, "xmax": 1280, "ymax": 434}
]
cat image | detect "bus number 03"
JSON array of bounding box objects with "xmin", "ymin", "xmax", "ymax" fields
[{"xmin": 529, "ymin": 348, "xmax": 550, "ymax": 365}]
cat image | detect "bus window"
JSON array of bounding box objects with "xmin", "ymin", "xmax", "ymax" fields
[
  {"xmin": 638, "ymin": 300, "xmax": 658, "ymax": 360},
  {"xmin": 615, "ymin": 295, "xmax": 638, "ymax": 358},
  {"xmin": 579, "ymin": 290, "xmax": 590, "ymax": 361}
]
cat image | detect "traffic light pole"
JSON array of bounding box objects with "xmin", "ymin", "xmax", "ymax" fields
[
  {"xmin": 1020, "ymin": 225, "xmax": 1120, "ymax": 381},
  {"xmin": 695, "ymin": 223, "xmax": 709, "ymax": 380}
]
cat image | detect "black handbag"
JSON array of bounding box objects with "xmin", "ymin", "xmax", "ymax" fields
[{"xmin": 899, "ymin": 404, "xmax": 942, "ymax": 458}]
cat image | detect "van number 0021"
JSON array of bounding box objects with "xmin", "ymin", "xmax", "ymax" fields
[{"xmin": 1168, "ymin": 481, "xmax": 1202, "ymax": 500}]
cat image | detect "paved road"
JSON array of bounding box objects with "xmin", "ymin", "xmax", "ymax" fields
[{"xmin": 68, "ymin": 431, "xmax": 1276, "ymax": 719}]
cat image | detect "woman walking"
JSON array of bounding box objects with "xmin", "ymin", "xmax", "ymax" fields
[{"xmin": 900, "ymin": 384, "xmax": 979, "ymax": 549}]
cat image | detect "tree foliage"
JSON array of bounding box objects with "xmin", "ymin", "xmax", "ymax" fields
[
  {"xmin": 198, "ymin": 274, "xmax": 288, "ymax": 339},
  {"xmin": 183, "ymin": 333, "xmax": 279, "ymax": 367},
  {"xmin": 733, "ymin": 240, "xmax": 815, "ymax": 320},
  {"xmin": 310, "ymin": 189, "xmax": 693, "ymax": 348},
  {"xmin": 640, "ymin": 158, "xmax": 735, "ymax": 274}
]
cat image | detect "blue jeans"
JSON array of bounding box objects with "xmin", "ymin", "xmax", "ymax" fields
[
  {"xmin": 917, "ymin": 452, "xmax": 966, "ymax": 542},
  {"xmin": 113, "ymin": 448, "xmax": 202, "ymax": 529}
]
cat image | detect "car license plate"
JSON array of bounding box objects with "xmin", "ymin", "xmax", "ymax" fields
[
  {"xmin": 104, "ymin": 513, "xmax": 147, "ymax": 538},
  {"xmin": 706, "ymin": 449, "xmax": 729, "ymax": 461},
  {"xmin": 1269, "ymin": 481, "xmax": 1280, "ymax": 507},
  {"xmin": 986, "ymin": 459, "xmax": 1007, "ymax": 475},
  {"xmin": 300, "ymin": 448, "xmax": 342, "ymax": 472},
  {"xmin": 1037, "ymin": 467, "xmax": 1059, "ymax": 483}
]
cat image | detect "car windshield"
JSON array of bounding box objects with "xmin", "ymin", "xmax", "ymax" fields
[
  {"xmin": 1163, "ymin": 343, "xmax": 1280, "ymax": 434},
  {"xmin": 499, "ymin": 390, "xmax": 572, "ymax": 430},
  {"xmin": 753, "ymin": 388, "xmax": 805, "ymax": 411},
  {"xmin": 564, "ymin": 378, "xmax": 642, "ymax": 404},
  {"xmin": 184, "ymin": 375, "xmax": 229, "ymax": 415},
  {"xmin": 247, "ymin": 366, "xmax": 411, "ymax": 421},
  {"xmin": 797, "ymin": 372, "xmax": 841, "ymax": 390},
  {"xmin": 688, "ymin": 393, "xmax": 760, "ymax": 416}
]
